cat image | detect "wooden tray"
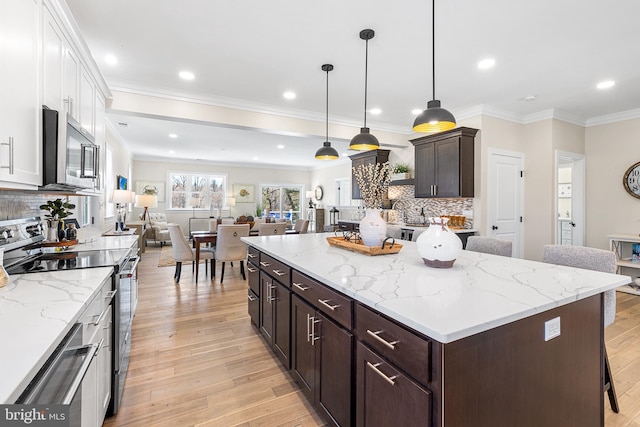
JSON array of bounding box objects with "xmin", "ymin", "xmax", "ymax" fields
[{"xmin": 326, "ymin": 236, "xmax": 402, "ymax": 256}]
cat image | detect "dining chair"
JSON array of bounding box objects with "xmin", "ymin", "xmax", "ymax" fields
[
  {"xmin": 208, "ymin": 219, "xmax": 218, "ymax": 232},
  {"xmin": 542, "ymin": 244, "xmax": 619, "ymax": 413},
  {"xmin": 294, "ymin": 219, "xmax": 309, "ymax": 234},
  {"xmin": 465, "ymin": 236, "xmax": 513, "ymax": 257},
  {"xmin": 221, "ymin": 218, "xmax": 234, "ymax": 224},
  {"xmin": 167, "ymin": 223, "xmax": 214, "ymax": 283},
  {"xmin": 214, "ymin": 224, "xmax": 250, "ymax": 283},
  {"xmin": 258, "ymin": 222, "xmax": 287, "ymax": 236},
  {"xmin": 251, "ymin": 218, "xmax": 265, "ymax": 232}
]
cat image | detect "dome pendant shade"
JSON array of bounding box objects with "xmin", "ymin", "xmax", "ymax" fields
[
  {"xmin": 349, "ymin": 29, "xmax": 380, "ymax": 151},
  {"xmin": 315, "ymin": 64, "xmax": 339, "ymax": 161},
  {"xmin": 412, "ymin": 100, "xmax": 456, "ymax": 133},
  {"xmin": 315, "ymin": 141, "xmax": 339, "ymax": 160},
  {"xmin": 349, "ymin": 127, "xmax": 380, "ymax": 151}
]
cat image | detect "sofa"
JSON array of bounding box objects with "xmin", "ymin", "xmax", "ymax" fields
[{"xmin": 147, "ymin": 213, "xmax": 170, "ymax": 247}]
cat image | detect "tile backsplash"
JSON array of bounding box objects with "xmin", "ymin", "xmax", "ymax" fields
[{"xmin": 0, "ymin": 191, "xmax": 50, "ymax": 220}]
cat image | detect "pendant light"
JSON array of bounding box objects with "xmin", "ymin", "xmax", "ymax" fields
[
  {"xmin": 349, "ymin": 29, "xmax": 380, "ymax": 151},
  {"xmin": 412, "ymin": 0, "xmax": 456, "ymax": 133},
  {"xmin": 315, "ymin": 64, "xmax": 339, "ymax": 160}
]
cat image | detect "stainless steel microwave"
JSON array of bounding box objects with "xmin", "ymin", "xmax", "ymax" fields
[{"xmin": 42, "ymin": 106, "xmax": 99, "ymax": 192}]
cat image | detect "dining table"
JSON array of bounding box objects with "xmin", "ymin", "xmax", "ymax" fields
[{"xmin": 190, "ymin": 229, "xmax": 300, "ymax": 281}]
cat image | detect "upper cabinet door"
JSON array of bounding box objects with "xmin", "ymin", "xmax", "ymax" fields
[
  {"xmin": 79, "ymin": 65, "xmax": 95, "ymax": 135},
  {"xmin": 63, "ymin": 45, "xmax": 79, "ymax": 120},
  {"xmin": 42, "ymin": 4, "xmax": 64, "ymax": 111},
  {"xmin": 350, "ymin": 149, "xmax": 390, "ymax": 200},
  {"xmin": 0, "ymin": 0, "xmax": 42, "ymax": 188}
]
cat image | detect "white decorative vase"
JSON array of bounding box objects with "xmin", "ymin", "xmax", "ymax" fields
[
  {"xmin": 416, "ymin": 217, "xmax": 462, "ymax": 268},
  {"xmin": 47, "ymin": 220, "xmax": 59, "ymax": 242},
  {"xmin": 359, "ymin": 208, "xmax": 387, "ymax": 247}
]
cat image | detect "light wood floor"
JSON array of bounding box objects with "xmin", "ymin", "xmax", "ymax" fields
[{"xmin": 104, "ymin": 246, "xmax": 640, "ymax": 427}]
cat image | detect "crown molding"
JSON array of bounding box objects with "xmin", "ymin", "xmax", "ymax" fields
[{"xmin": 586, "ymin": 108, "xmax": 640, "ymax": 127}]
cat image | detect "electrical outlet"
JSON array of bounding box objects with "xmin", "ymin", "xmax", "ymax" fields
[{"xmin": 544, "ymin": 317, "xmax": 561, "ymax": 341}]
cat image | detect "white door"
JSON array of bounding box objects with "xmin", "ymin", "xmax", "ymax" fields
[
  {"xmin": 487, "ymin": 149, "xmax": 524, "ymax": 258},
  {"xmin": 555, "ymin": 151, "xmax": 585, "ymax": 246}
]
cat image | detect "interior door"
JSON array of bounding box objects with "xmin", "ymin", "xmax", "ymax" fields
[
  {"xmin": 555, "ymin": 151, "xmax": 585, "ymax": 246},
  {"xmin": 487, "ymin": 149, "xmax": 524, "ymax": 258}
]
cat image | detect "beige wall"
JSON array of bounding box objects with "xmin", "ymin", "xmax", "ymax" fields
[{"xmin": 585, "ymin": 118, "xmax": 640, "ymax": 249}]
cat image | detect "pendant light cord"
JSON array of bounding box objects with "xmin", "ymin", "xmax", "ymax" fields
[
  {"xmin": 364, "ymin": 37, "xmax": 369, "ymax": 128},
  {"xmin": 432, "ymin": 0, "xmax": 436, "ymax": 101},
  {"xmin": 325, "ymin": 67, "xmax": 329, "ymax": 141}
]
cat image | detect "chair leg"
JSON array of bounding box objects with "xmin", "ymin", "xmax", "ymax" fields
[
  {"xmin": 240, "ymin": 260, "xmax": 246, "ymax": 280},
  {"xmin": 221, "ymin": 262, "xmax": 226, "ymax": 284},
  {"xmin": 604, "ymin": 345, "xmax": 620, "ymax": 413},
  {"xmin": 175, "ymin": 262, "xmax": 182, "ymax": 283},
  {"xmin": 212, "ymin": 258, "xmax": 216, "ymax": 278}
]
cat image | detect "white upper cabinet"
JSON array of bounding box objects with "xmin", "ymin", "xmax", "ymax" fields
[
  {"xmin": 80, "ymin": 64, "xmax": 95, "ymax": 135},
  {"xmin": 63, "ymin": 43, "xmax": 79, "ymax": 121},
  {"xmin": 0, "ymin": 0, "xmax": 42, "ymax": 188},
  {"xmin": 42, "ymin": 4, "xmax": 64, "ymax": 111}
]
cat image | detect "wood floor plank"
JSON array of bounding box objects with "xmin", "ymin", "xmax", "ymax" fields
[{"xmin": 103, "ymin": 246, "xmax": 640, "ymax": 426}]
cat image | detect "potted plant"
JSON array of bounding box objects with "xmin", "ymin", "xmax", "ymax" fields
[
  {"xmin": 391, "ymin": 163, "xmax": 412, "ymax": 180},
  {"xmin": 39, "ymin": 198, "xmax": 76, "ymax": 241}
]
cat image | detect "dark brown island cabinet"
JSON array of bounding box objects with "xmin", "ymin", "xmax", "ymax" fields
[
  {"xmin": 247, "ymin": 243, "xmax": 604, "ymax": 427},
  {"xmin": 350, "ymin": 149, "xmax": 390, "ymax": 200},
  {"xmin": 411, "ymin": 127, "xmax": 478, "ymax": 198}
]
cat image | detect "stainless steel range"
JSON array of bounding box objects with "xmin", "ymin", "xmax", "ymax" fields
[{"xmin": 0, "ymin": 217, "xmax": 138, "ymax": 416}]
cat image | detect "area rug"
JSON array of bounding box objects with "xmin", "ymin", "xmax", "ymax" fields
[{"xmin": 157, "ymin": 245, "xmax": 211, "ymax": 268}]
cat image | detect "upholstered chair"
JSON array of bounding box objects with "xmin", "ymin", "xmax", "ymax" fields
[
  {"xmin": 208, "ymin": 219, "xmax": 218, "ymax": 232},
  {"xmin": 258, "ymin": 222, "xmax": 287, "ymax": 236},
  {"xmin": 213, "ymin": 224, "xmax": 250, "ymax": 283},
  {"xmin": 542, "ymin": 244, "xmax": 619, "ymax": 413},
  {"xmin": 294, "ymin": 219, "xmax": 309, "ymax": 234},
  {"xmin": 251, "ymin": 218, "xmax": 265, "ymax": 232},
  {"xmin": 167, "ymin": 223, "xmax": 214, "ymax": 283},
  {"xmin": 465, "ymin": 236, "xmax": 513, "ymax": 257},
  {"xmin": 148, "ymin": 212, "xmax": 170, "ymax": 247},
  {"xmin": 221, "ymin": 218, "xmax": 234, "ymax": 224}
]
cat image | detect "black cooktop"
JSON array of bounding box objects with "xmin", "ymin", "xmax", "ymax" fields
[{"xmin": 6, "ymin": 249, "xmax": 130, "ymax": 275}]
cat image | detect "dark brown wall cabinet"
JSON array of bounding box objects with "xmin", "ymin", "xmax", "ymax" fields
[
  {"xmin": 411, "ymin": 127, "xmax": 478, "ymax": 198},
  {"xmin": 350, "ymin": 149, "xmax": 390, "ymax": 199}
]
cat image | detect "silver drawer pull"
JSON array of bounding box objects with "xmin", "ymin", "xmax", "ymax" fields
[
  {"xmin": 366, "ymin": 329, "xmax": 398, "ymax": 350},
  {"xmin": 318, "ymin": 299, "xmax": 339, "ymax": 311},
  {"xmin": 293, "ymin": 282, "xmax": 310, "ymax": 291},
  {"xmin": 105, "ymin": 289, "xmax": 118, "ymax": 302},
  {"xmin": 367, "ymin": 362, "xmax": 397, "ymax": 386},
  {"xmin": 248, "ymin": 294, "xmax": 256, "ymax": 302},
  {"xmin": 247, "ymin": 253, "xmax": 257, "ymax": 258},
  {"xmin": 260, "ymin": 261, "xmax": 271, "ymax": 267},
  {"xmin": 272, "ymin": 269, "xmax": 286, "ymax": 276},
  {"xmin": 247, "ymin": 267, "xmax": 257, "ymax": 273}
]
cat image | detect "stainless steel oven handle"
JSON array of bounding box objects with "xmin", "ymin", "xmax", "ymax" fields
[
  {"xmin": 92, "ymin": 305, "xmax": 111, "ymax": 326},
  {"xmin": 105, "ymin": 289, "xmax": 118, "ymax": 301},
  {"xmin": 61, "ymin": 342, "xmax": 100, "ymax": 405},
  {"xmin": 119, "ymin": 256, "xmax": 140, "ymax": 278}
]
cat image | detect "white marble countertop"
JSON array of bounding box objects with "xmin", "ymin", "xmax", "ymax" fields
[
  {"xmin": 340, "ymin": 219, "xmax": 476, "ymax": 234},
  {"xmin": 66, "ymin": 235, "xmax": 138, "ymax": 252},
  {"xmin": 0, "ymin": 267, "xmax": 114, "ymax": 403},
  {"xmin": 242, "ymin": 233, "xmax": 629, "ymax": 344}
]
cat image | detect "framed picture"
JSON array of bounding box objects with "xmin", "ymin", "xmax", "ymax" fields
[
  {"xmin": 136, "ymin": 181, "xmax": 165, "ymax": 203},
  {"xmin": 117, "ymin": 175, "xmax": 128, "ymax": 190},
  {"xmin": 233, "ymin": 184, "xmax": 255, "ymax": 203}
]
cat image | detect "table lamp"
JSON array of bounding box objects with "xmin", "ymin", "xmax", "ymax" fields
[
  {"xmin": 226, "ymin": 197, "xmax": 236, "ymax": 218},
  {"xmin": 135, "ymin": 194, "xmax": 158, "ymax": 223},
  {"xmin": 306, "ymin": 191, "xmax": 314, "ymax": 209},
  {"xmin": 111, "ymin": 189, "xmax": 135, "ymax": 230}
]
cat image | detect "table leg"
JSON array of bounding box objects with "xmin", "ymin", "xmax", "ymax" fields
[{"xmin": 195, "ymin": 240, "xmax": 200, "ymax": 282}]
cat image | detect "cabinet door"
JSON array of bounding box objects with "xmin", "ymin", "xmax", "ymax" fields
[
  {"xmin": 80, "ymin": 65, "xmax": 95, "ymax": 134},
  {"xmin": 291, "ymin": 295, "xmax": 316, "ymax": 403},
  {"xmin": 0, "ymin": 0, "xmax": 41, "ymax": 187},
  {"xmin": 356, "ymin": 342, "xmax": 431, "ymax": 427},
  {"xmin": 98, "ymin": 305, "xmax": 112, "ymax": 423},
  {"xmin": 414, "ymin": 142, "xmax": 436, "ymax": 197},
  {"xmin": 63, "ymin": 45, "xmax": 79, "ymax": 120},
  {"xmin": 273, "ymin": 280, "xmax": 291, "ymax": 367},
  {"xmin": 434, "ymin": 137, "xmax": 460, "ymax": 197},
  {"xmin": 42, "ymin": 5, "xmax": 64, "ymax": 111},
  {"xmin": 259, "ymin": 272, "xmax": 274, "ymax": 341},
  {"xmin": 248, "ymin": 289, "xmax": 259, "ymax": 327},
  {"xmin": 351, "ymin": 157, "xmax": 368, "ymax": 200},
  {"xmin": 317, "ymin": 312, "xmax": 353, "ymax": 427},
  {"xmin": 247, "ymin": 261, "xmax": 260, "ymax": 296}
]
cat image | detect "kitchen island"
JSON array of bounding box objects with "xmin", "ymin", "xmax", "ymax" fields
[{"xmin": 243, "ymin": 233, "xmax": 629, "ymax": 426}]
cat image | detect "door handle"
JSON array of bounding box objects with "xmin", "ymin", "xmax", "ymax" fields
[
  {"xmin": 492, "ymin": 225, "xmax": 498, "ymax": 230},
  {"xmin": 569, "ymin": 222, "xmax": 576, "ymax": 227}
]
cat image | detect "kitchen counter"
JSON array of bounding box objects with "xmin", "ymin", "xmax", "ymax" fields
[
  {"xmin": 0, "ymin": 267, "xmax": 114, "ymax": 403},
  {"xmin": 242, "ymin": 233, "xmax": 628, "ymax": 343},
  {"xmin": 340, "ymin": 219, "xmax": 477, "ymax": 234},
  {"xmin": 67, "ymin": 235, "xmax": 138, "ymax": 252}
]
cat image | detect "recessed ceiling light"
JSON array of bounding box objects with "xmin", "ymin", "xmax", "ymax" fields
[
  {"xmin": 523, "ymin": 95, "xmax": 537, "ymax": 101},
  {"xmin": 179, "ymin": 71, "xmax": 195, "ymax": 80},
  {"xmin": 283, "ymin": 91, "xmax": 296, "ymax": 100},
  {"xmin": 169, "ymin": 150, "xmax": 175, "ymax": 154},
  {"xmin": 168, "ymin": 133, "xmax": 178, "ymax": 138},
  {"xmin": 253, "ymin": 156, "xmax": 259, "ymax": 161},
  {"xmin": 411, "ymin": 109, "xmax": 422, "ymax": 115},
  {"xmin": 478, "ymin": 58, "xmax": 495, "ymax": 69},
  {"xmin": 370, "ymin": 108, "xmax": 382, "ymax": 115},
  {"xmin": 597, "ymin": 80, "xmax": 615, "ymax": 89},
  {"xmin": 105, "ymin": 54, "xmax": 117, "ymax": 66},
  {"xmin": 277, "ymin": 144, "xmax": 285, "ymax": 149}
]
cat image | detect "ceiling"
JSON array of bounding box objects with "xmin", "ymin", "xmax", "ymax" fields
[{"xmin": 66, "ymin": 0, "xmax": 640, "ymax": 168}]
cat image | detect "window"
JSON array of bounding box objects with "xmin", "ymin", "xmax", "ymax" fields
[
  {"xmin": 169, "ymin": 172, "xmax": 227, "ymax": 211},
  {"xmin": 260, "ymin": 184, "xmax": 302, "ymax": 221}
]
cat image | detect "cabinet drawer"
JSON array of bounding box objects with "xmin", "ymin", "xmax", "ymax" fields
[
  {"xmin": 248, "ymin": 288, "xmax": 259, "ymax": 327},
  {"xmin": 355, "ymin": 303, "xmax": 431, "ymax": 386},
  {"xmin": 247, "ymin": 246, "xmax": 260, "ymax": 264},
  {"xmin": 259, "ymin": 253, "xmax": 291, "ymax": 286},
  {"xmin": 247, "ymin": 261, "xmax": 260, "ymax": 295},
  {"xmin": 292, "ymin": 270, "xmax": 353, "ymax": 330}
]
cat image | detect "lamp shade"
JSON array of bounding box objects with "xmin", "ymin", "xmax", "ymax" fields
[
  {"xmin": 111, "ymin": 189, "xmax": 135, "ymax": 205},
  {"xmin": 315, "ymin": 142, "xmax": 339, "ymax": 160},
  {"xmin": 349, "ymin": 127, "xmax": 380, "ymax": 151},
  {"xmin": 134, "ymin": 194, "xmax": 158, "ymax": 208},
  {"xmin": 226, "ymin": 197, "xmax": 236, "ymax": 207},
  {"xmin": 412, "ymin": 100, "xmax": 456, "ymax": 133},
  {"xmin": 306, "ymin": 191, "xmax": 314, "ymax": 199}
]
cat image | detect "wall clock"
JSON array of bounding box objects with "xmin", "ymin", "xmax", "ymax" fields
[
  {"xmin": 623, "ymin": 161, "xmax": 640, "ymax": 199},
  {"xmin": 314, "ymin": 185, "xmax": 324, "ymax": 201}
]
